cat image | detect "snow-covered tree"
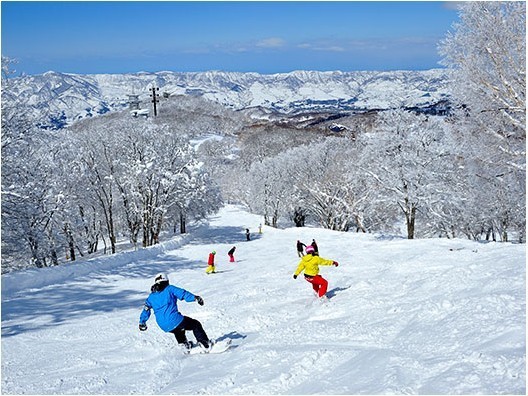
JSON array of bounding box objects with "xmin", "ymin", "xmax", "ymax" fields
[
  {"xmin": 238, "ymin": 125, "xmax": 321, "ymax": 170},
  {"xmin": 364, "ymin": 110, "xmax": 455, "ymax": 239},
  {"xmin": 438, "ymin": 1, "xmax": 526, "ymax": 241},
  {"xmin": 1, "ymin": 136, "xmax": 65, "ymax": 268},
  {"xmin": 66, "ymin": 114, "xmax": 221, "ymax": 249},
  {"xmin": 247, "ymin": 153, "xmax": 296, "ymax": 227},
  {"xmin": 2, "ymin": 57, "xmax": 65, "ymax": 270},
  {"xmin": 439, "ymin": 1, "xmax": 525, "ymax": 141},
  {"xmin": 195, "ymin": 135, "xmax": 241, "ymax": 204},
  {"xmin": 71, "ymin": 121, "xmax": 120, "ymax": 253},
  {"xmin": 291, "ymin": 138, "xmax": 365, "ymax": 232},
  {"xmin": 246, "ymin": 137, "xmax": 373, "ymax": 232}
]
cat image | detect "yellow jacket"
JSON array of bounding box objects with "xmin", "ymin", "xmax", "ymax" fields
[{"xmin": 294, "ymin": 254, "xmax": 334, "ymax": 277}]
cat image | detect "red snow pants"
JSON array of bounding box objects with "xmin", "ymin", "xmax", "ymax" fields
[{"xmin": 304, "ymin": 274, "xmax": 328, "ymax": 298}]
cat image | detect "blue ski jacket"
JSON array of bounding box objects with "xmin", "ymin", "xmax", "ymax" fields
[{"xmin": 139, "ymin": 284, "xmax": 197, "ymax": 332}]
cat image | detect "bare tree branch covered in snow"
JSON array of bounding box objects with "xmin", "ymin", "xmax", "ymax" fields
[{"xmin": 439, "ymin": 1, "xmax": 525, "ymax": 138}]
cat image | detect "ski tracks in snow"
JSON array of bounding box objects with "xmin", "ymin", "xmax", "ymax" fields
[{"xmin": 1, "ymin": 205, "xmax": 525, "ymax": 394}]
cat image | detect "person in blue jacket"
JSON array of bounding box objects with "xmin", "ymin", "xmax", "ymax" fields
[{"xmin": 139, "ymin": 273, "xmax": 211, "ymax": 351}]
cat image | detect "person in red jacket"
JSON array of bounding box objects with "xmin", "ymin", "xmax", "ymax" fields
[
  {"xmin": 293, "ymin": 244, "xmax": 338, "ymax": 298},
  {"xmin": 206, "ymin": 251, "xmax": 216, "ymax": 274}
]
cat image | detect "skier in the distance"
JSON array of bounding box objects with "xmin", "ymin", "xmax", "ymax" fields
[
  {"xmin": 139, "ymin": 273, "xmax": 212, "ymax": 352},
  {"xmin": 296, "ymin": 240, "xmax": 307, "ymax": 258},
  {"xmin": 293, "ymin": 245, "xmax": 338, "ymax": 299},
  {"xmin": 311, "ymin": 239, "xmax": 319, "ymax": 256},
  {"xmin": 228, "ymin": 246, "xmax": 236, "ymax": 262},
  {"xmin": 206, "ymin": 251, "xmax": 216, "ymax": 274}
]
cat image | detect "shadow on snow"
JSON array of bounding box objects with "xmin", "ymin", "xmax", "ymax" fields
[
  {"xmin": 2, "ymin": 224, "xmax": 261, "ymax": 338},
  {"xmin": 188, "ymin": 225, "xmax": 262, "ymax": 246},
  {"xmin": 1, "ymin": 255, "xmax": 203, "ymax": 338},
  {"xmin": 326, "ymin": 286, "xmax": 351, "ymax": 299}
]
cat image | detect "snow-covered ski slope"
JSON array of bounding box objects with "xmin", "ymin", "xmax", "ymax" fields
[{"xmin": 1, "ymin": 205, "xmax": 525, "ymax": 394}]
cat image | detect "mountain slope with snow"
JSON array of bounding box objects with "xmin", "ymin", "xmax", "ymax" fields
[
  {"xmin": 1, "ymin": 205, "xmax": 525, "ymax": 394},
  {"xmin": 5, "ymin": 69, "xmax": 451, "ymax": 129}
]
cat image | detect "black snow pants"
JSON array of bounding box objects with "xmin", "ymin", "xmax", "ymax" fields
[{"xmin": 169, "ymin": 316, "xmax": 209, "ymax": 347}]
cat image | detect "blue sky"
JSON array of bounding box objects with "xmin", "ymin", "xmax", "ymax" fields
[{"xmin": 1, "ymin": 1, "xmax": 460, "ymax": 75}]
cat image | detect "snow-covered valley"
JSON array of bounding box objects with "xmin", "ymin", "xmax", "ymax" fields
[{"xmin": 5, "ymin": 69, "xmax": 451, "ymax": 129}]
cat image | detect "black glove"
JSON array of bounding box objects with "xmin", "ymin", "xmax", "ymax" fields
[
  {"xmin": 333, "ymin": 261, "xmax": 339, "ymax": 267},
  {"xmin": 293, "ymin": 274, "xmax": 297, "ymax": 279},
  {"xmin": 195, "ymin": 295, "xmax": 204, "ymax": 306},
  {"xmin": 139, "ymin": 323, "xmax": 147, "ymax": 331}
]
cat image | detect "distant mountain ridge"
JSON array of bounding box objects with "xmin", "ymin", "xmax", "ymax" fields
[{"xmin": 5, "ymin": 69, "xmax": 452, "ymax": 129}]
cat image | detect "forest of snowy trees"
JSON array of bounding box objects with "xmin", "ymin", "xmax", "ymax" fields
[{"xmin": 1, "ymin": 2, "xmax": 525, "ymax": 272}]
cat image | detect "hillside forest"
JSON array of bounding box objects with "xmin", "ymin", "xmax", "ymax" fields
[{"xmin": 1, "ymin": 2, "xmax": 525, "ymax": 273}]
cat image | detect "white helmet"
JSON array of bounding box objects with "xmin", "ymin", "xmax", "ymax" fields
[{"xmin": 154, "ymin": 273, "xmax": 168, "ymax": 284}]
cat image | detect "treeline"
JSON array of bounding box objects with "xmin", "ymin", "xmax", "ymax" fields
[
  {"xmin": 1, "ymin": 96, "xmax": 236, "ymax": 272},
  {"xmin": 236, "ymin": 110, "xmax": 524, "ymax": 242}
]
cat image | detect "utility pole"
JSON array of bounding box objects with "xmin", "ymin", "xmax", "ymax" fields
[{"xmin": 149, "ymin": 86, "xmax": 160, "ymax": 116}]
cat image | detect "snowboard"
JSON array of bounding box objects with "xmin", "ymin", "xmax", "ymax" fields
[{"xmin": 186, "ymin": 338, "xmax": 232, "ymax": 355}]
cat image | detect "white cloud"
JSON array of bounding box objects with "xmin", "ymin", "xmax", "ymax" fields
[
  {"xmin": 298, "ymin": 42, "xmax": 345, "ymax": 52},
  {"xmin": 256, "ymin": 37, "xmax": 286, "ymax": 48}
]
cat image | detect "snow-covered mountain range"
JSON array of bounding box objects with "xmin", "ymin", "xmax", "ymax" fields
[{"xmin": 5, "ymin": 69, "xmax": 452, "ymax": 129}]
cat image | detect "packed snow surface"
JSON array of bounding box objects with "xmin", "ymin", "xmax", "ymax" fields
[{"xmin": 1, "ymin": 205, "xmax": 525, "ymax": 394}]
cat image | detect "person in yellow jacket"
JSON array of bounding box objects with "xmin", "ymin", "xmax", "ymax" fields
[{"xmin": 293, "ymin": 244, "xmax": 338, "ymax": 298}]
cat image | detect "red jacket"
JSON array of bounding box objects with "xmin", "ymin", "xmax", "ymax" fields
[{"xmin": 208, "ymin": 253, "xmax": 215, "ymax": 265}]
